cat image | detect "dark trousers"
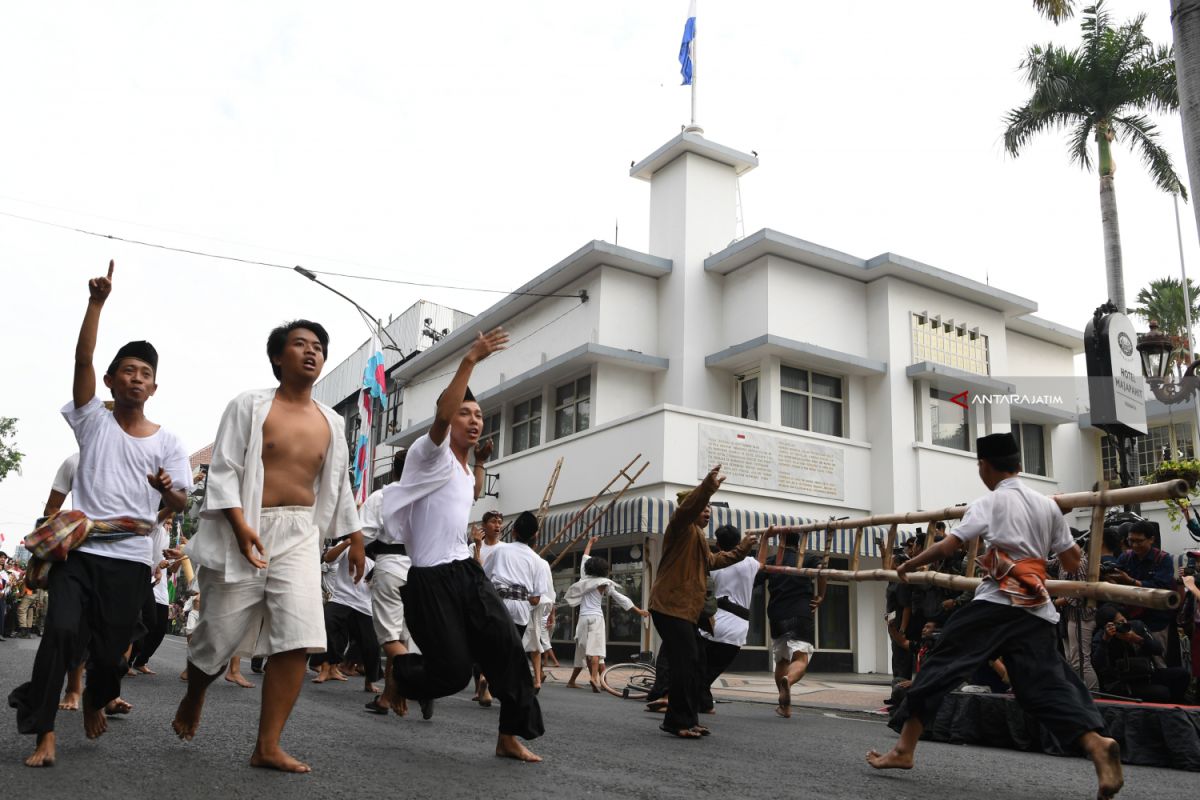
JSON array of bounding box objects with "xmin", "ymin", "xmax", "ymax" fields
[
  {"xmin": 0, "ymin": 596, "xmax": 6, "ymax": 638},
  {"xmin": 130, "ymin": 589, "xmax": 169, "ymax": 668},
  {"xmin": 315, "ymin": 601, "xmax": 381, "ymax": 683},
  {"xmin": 699, "ymin": 639, "xmax": 740, "ymax": 713},
  {"xmin": 8, "ymin": 552, "xmax": 148, "ymax": 735},
  {"xmin": 890, "ymin": 601, "xmax": 1105, "ymax": 746},
  {"xmin": 652, "ymin": 610, "xmax": 703, "ymax": 731},
  {"xmin": 394, "ymin": 558, "xmax": 543, "ymax": 739}
]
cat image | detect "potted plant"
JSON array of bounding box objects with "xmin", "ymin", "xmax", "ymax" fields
[{"xmin": 1145, "ymin": 458, "xmax": 1200, "ymax": 536}]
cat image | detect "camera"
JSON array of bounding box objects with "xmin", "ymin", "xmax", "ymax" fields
[
  {"xmin": 1099, "ymin": 562, "xmax": 1117, "ymax": 574},
  {"xmin": 1115, "ymin": 621, "xmax": 1131, "ymax": 634}
]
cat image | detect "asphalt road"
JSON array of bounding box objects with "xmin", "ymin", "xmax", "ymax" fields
[{"xmin": 0, "ymin": 634, "xmax": 1188, "ymax": 798}]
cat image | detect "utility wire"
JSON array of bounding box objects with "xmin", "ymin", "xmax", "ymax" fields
[{"xmin": 0, "ymin": 208, "xmax": 586, "ymax": 300}]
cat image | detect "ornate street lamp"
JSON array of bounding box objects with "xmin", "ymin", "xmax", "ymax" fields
[{"xmin": 1138, "ymin": 320, "xmax": 1200, "ymax": 404}]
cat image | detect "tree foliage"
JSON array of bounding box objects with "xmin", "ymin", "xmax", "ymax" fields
[
  {"xmin": 0, "ymin": 417, "xmax": 25, "ymax": 483},
  {"xmin": 1133, "ymin": 276, "xmax": 1200, "ymax": 369}
]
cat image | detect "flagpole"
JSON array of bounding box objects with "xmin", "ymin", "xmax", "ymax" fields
[
  {"xmin": 1174, "ymin": 194, "xmax": 1200, "ymax": 450},
  {"xmin": 690, "ymin": 9, "xmax": 697, "ymax": 130}
]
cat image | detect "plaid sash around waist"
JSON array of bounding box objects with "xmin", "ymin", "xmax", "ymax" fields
[
  {"xmin": 493, "ymin": 581, "xmax": 530, "ymax": 602},
  {"xmin": 23, "ymin": 511, "xmax": 155, "ymax": 590}
]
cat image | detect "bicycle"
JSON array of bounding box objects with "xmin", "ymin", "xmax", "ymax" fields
[{"xmin": 598, "ymin": 651, "xmax": 657, "ymax": 700}]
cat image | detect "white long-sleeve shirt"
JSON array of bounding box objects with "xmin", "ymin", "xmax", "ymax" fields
[
  {"xmin": 187, "ymin": 389, "xmax": 361, "ymax": 582},
  {"xmin": 566, "ymin": 554, "xmax": 634, "ymax": 617}
]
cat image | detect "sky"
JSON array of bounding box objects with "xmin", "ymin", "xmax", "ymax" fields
[{"xmin": 1, "ymin": 1, "xmax": 1197, "ymax": 537}]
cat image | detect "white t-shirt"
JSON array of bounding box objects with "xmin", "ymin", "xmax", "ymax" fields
[
  {"xmin": 64, "ymin": 397, "xmax": 192, "ymax": 566},
  {"xmin": 484, "ymin": 542, "xmax": 551, "ymax": 626},
  {"xmin": 362, "ymin": 488, "xmax": 412, "ymax": 581},
  {"xmin": 151, "ymin": 524, "xmax": 170, "ymax": 604},
  {"xmin": 702, "ymin": 556, "xmax": 760, "ymax": 646},
  {"xmin": 479, "ymin": 540, "xmax": 501, "ymax": 565},
  {"xmin": 952, "ymin": 477, "xmax": 1075, "ymax": 624},
  {"xmin": 328, "ymin": 548, "xmax": 374, "ymax": 616},
  {"xmin": 52, "ymin": 452, "xmax": 80, "ymax": 497},
  {"xmin": 384, "ymin": 434, "xmax": 474, "ymax": 568}
]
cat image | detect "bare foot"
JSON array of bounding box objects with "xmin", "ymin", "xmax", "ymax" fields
[
  {"xmin": 565, "ymin": 682, "xmax": 580, "ymax": 689},
  {"xmin": 125, "ymin": 668, "xmax": 137, "ymax": 677},
  {"xmin": 866, "ymin": 747, "xmax": 914, "ymax": 770},
  {"xmin": 364, "ymin": 682, "xmax": 380, "ymax": 693},
  {"xmin": 105, "ymin": 698, "xmax": 133, "ymax": 715},
  {"xmin": 58, "ymin": 691, "xmax": 81, "ymax": 711},
  {"xmin": 82, "ymin": 695, "xmax": 107, "ymax": 740},
  {"xmin": 496, "ymin": 734, "xmax": 542, "ymax": 762},
  {"xmin": 312, "ymin": 673, "xmax": 329, "ymax": 684},
  {"xmin": 172, "ymin": 693, "xmax": 205, "ymax": 741},
  {"xmin": 251, "ymin": 746, "xmax": 311, "ymax": 773},
  {"xmin": 776, "ymin": 679, "xmax": 791, "ymax": 718},
  {"xmin": 225, "ymin": 673, "xmax": 255, "ymax": 689},
  {"xmin": 136, "ymin": 665, "xmax": 156, "ymax": 675},
  {"xmin": 1086, "ymin": 736, "xmax": 1124, "ymax": 800},
  {"xmin": 383, "ymin": 678, "xmax": 408, "ymax": 717},
  {"xmin": 179, "ymin": 671, "xmax": 189, "ymax": 682},
  {"xmin": 330, "ymin": 668, "xmax": 348, "ymax": 682},
  {"xmin": 25, "ymin": 732, "xmax": 56, "ymax": 767}
]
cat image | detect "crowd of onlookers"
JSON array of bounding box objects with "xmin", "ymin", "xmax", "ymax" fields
[
  {"xmin": 885, "ymin": 514, "xmax": 1199, "ymax": 707},
  {"xmin": 0, "ymin": 555, "xmax": 47, "ymax": 640}
]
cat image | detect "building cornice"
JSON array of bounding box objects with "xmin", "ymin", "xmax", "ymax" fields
[{"xmin": 705, "ymin": 334, "xmax": 887, "ymax": 376}]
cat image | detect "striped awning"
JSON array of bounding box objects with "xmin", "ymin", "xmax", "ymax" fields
[{"xmin": 536, "ymin": 497, "xmax": 907, "ymax": 559}]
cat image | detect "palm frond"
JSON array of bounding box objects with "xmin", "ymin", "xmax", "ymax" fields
[
  {"xmin": 1115, "ymin": 113, "xmax": 1187, "ymax": 197},
  {"xmin": 1032, "ymin": 0, "xmax": 1077, "ymax": 23},
  {"xmin": 1067, "ymin": 119, "xmax": 1096, "ymax": 171}
]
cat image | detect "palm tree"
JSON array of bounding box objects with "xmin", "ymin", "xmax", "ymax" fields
[
  {"xmin": 1004, "ymin": 2, "xmax": 1186, "ymax": 312},
  {"xmin": 1133, "ymin": 276, "xmax": 1200, "ymax": 372},
  {"xmin": 1030, "ymin": 0, "xmax": 1200, "ymax": 272}
]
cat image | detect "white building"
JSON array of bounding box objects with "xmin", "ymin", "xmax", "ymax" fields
[{"xmin": 382, "ymin": 130, "xmax": 1197, "ymax": 674}]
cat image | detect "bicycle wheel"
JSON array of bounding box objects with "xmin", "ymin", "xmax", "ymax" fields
[{"xmin": 600, "ymin": 662, "xmax": 656, "ymax": 700}]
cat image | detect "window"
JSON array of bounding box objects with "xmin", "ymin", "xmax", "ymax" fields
[
  {"xmin": 1101, "ymin": 422, "xmax": 1195, "ymax": 483},
  {"xmin": 929, "ymin": 388, "xmax": 969, "ymax": 451},
  {"xmin": 480, "ymin": 411, "xmax": 501, "ymax": 455},
  {"xmin": 510, "ymin": 395, "xmax": 542, "ymax": 454},
  {"xmin": 911, "ymin": 312, "xmax": 990, "ymax": 375},
  {"xmin": 815, "ymin": 557, "xmax": 852, "ymax": 651},
  {"xmin": 386, "ymin": 382, "xmax": 402, "ymax": 435},
  {"xmin": 1012, "ymin": 421, "xmax": 1047, "ymax": 477},
  {"xmin": 554, "ymin": 375, "xmax": 591, "ymax": 439},
  {"xmin": 780, "ymin": 366, "xmax": 843, "ymax": 437},
  {"xmin": 737, "ymin": 374, "xmax": 759, "ymax": 421}
]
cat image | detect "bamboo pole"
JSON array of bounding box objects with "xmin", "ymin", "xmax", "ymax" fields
[
  {"xmin": 759, "ymin": 564, "xmax": 1179, "ymax": 610},
  {"xmin": 537, "ymin": 454, "xmax": 641, "ymax": 556},
  {"xmin": 547, "ymin": 461, "xmax": 649, "ymax": 569},
  {"xmin": 1086, "ymin": 501, "xmax": 1108, "ymax": 584},
  {"xmin": 849, "ymin": 527, "xmax": 864, "ymax": 571},
  {"xmin": 745, "ymin": 480, "xmax": 1189, "ymax": 537},
  {"xmin": 882, "ymin": 524, "xmax": 897, "ymax": 570}
]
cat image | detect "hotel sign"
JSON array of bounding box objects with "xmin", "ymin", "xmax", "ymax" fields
[
  {"xmin": 698, "ymin": 424, "xmax": 845, "ymax": 500},
  {"xmin": 1084, "ymin": 309, "xmax": 1147, "ymax": 437}
]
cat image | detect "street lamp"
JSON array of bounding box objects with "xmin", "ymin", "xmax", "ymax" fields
[{"xmin": 1137, "ymin": 320, "xmax": 1200, "ymax": 404}]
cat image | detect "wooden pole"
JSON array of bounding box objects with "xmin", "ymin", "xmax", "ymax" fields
[
  {"xmin": 745, "ymin": 480, "xmax": 1189, "ymax": 537},
  {"xmin": 1086, "ymin": 499, "xmax": 1108, "ymax": 584},
  {"xmin": 759, "ymin": 564, "xmax": 1179, "ymax": 610},
  {"xmin": 548, "ymin": 461, "xmax": 649, "ymax": 569},
  {"xmin": 849, "ymin": 527, "xmax": 865, "ymax": 571},
  {"xmin": 882, "ymin": 524, "xmax": 897, "ymax": 570},
  {"xmin": 537, "ymin": 454, "xmax": 641, "ymax": 556}
]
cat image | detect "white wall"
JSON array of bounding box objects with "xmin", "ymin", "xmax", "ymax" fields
[{"xmin": 765, "ymin": 256, "xmax": 870, "ymax": 357}]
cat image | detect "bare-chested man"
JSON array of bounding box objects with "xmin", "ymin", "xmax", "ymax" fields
[{"xmin": 174, "ymin": 320, "xmax": 364, "ymax": 773}]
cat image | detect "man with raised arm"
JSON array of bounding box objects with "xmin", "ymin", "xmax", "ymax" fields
[
  {"xmin": 174, "ymin": 319, "xmax": 364, "ymax": 774},
  {"xmin": 8, "ymin": 261, "xmax": 191, "ymax": 768},
  {"xmin": 867, "ymin": 433, "xmax": 1123, "ymax": 800},
  {"xmin": 381, "ymin": 328, "xmax": 545, "ymax": 762}
]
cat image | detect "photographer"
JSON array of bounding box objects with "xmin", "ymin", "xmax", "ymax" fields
[
  {"xmin": 1181, "ymin": 553, "xmax": 1200, "ymax": 681},
  {"xmin": 1091, "ymin": 604, "xmax": 1187, "ymax": 703},
  {"xmin": 1104, "ymin": 521, "xmax": 1175, "ymax": 667}
]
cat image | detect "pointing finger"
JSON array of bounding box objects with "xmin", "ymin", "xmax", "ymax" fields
[{"xmin": 107, "ymin": 260, "xmax": 114, "ymax": 280}]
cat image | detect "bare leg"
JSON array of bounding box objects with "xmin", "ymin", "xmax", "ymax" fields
[
  {"xmin": 531, "ymin": 651, "xmax": 543, "ymax": 690},
  {"xmin": 545, "ymin": 648, "xmax": 559, "ymax": 667},
  {"xmin": 225, "ymin": 657, "xmax": 256, "ymax": 688},
  {"xmin": 59, "ymin": 664, "xmax": 84, "ymax": 711},
  {"xmin": 25, "ymin": 732, "xmax": 55, "ymax": 768},
  {"xmin": 1078, "ymin": 731, "xmax": 1124, "ymax": 800},
  {"xmin": 172, "ymin": 661, "xmax": 221, "ymax": 740},
  {"xmin": 587, "ymin": 656, "xmax": 601, "ymax": 692},
  {"xmin": 496, "ymin": 733, "xmax": 542, "ymax": 763},
  {"xmin": 380, "ymin": 640, "xmax": 408, "ymax": 716},
  {"xmin": 773, "ymin": 660, "xmax": 790, "ymax": 718},
  {"xmin": 866, "ymin": 716, "xmax": 921, "ymax": 770},
  {"xmin": 566, "ymin": 667, "xmax": 583, "ymax": 688},
  {"xmin": 81, "ymin": 689, "xmax": 107, "ymax": 739},
  {"xmin": 249, "ymin": 649, "xmax": 311, "ymax": 773},
  {"xmin": 478, "ymin": 675, "xmax": 493, "ymax": 706}
]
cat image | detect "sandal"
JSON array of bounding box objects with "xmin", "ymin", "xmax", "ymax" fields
[
  {"xmin": 659, "ymin": 724, "xmax": 702, "ymax": 739},
  {"xmin": 364, "ymin": 696, "xmax": 389, "ymax": 715}
]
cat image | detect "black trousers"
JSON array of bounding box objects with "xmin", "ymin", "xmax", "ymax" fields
[
  {"xmin": 130, "ymin": 586, "xmax": 169, "ymax": 668},
  {"xmin": 699, "ymin": 639, "xmax": 740, "ymax": 713},
  {"xmin": 890, "ymin": 601, "xmax": 1105, "ymax": 745},
  {"xmin": 394, "ymin": 558, "xmax": 543, "ymax": 739},
  {"xmin": 651, "ymin": 610, "xmax": 703, "ymax": 731},
  {"xmin": 8, "ymin": 552, "xmax": 148, "ymax": 735},
  {"xmin": 315, "ymin": 601, "xmax": 381, "ymax": 683}
]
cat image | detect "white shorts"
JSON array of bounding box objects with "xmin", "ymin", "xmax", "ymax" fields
[
  {"xmin": 370, "ymin": 569, "xmax": 414, "ymax": 648},
  {"xmin": 523, "ymin": 602, "xmax": 552, "ymax": 653},
  {"xmin": 771, "ymin": 635, "xmax": 815, "ymax": 663},
  {"xmin": 574, "ymin": 614, "xmax": 606, "ymax": 666},
  {"xmin": 188, "ymin": 507, "xmax": 325, "ymax": 676}
]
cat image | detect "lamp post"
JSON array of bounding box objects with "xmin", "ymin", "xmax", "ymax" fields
[{"xmin": 1137, "ymin": 320, "xmax": 1200, "ymax": 404}]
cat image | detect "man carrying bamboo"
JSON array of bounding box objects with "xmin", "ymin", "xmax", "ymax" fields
[{"xmin": 867, "ymin": 433, "xmax": 1124, "ymax": 800}]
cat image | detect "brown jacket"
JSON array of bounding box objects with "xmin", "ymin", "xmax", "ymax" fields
[{"xmin": 648, "ymin": 474, "xmax": 753, "ymax": 621}]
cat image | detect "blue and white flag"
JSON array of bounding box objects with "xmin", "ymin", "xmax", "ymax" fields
[{"xmin": 678, "ymin": 0, "xmax": 696, "ymax": 86}]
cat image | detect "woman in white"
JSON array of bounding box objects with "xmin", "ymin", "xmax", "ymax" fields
[{"xmin": 565, "ymin": 536, "xmax": 648, "ymax": 692}]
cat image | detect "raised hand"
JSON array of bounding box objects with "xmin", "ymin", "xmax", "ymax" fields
[
  {"xmin": 475, "ymin": 438, "xmax": 494, "ymax": 462},
  {"xmin": 703, "ymin": 464, "xmax": 726, "ymax": 490},
  {"xmin": 147, "ymin": 467, "xmax": 173, "ymax": 494},
  {"xmin": 89, "ymin": 260, "xmax": 114, "ymax": 304},
  {"xmin": 465, "ymin": 327, "xmax": 509, "ymax": 364}
]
